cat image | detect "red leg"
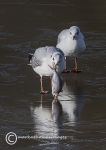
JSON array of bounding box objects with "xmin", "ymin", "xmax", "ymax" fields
[
  {"xmin": 62, "ymin": 57, "xmax": 70, "ymax": 73},
  {"xmin": 71, "ymin": 57, "xmax": 82, "ymax": 73},
  {"xmin": 40, "ymin": 77, "xmax": 48, "ymax": 94}
]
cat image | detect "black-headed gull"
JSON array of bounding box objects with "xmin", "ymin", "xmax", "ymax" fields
[
  {"xmin": 56, "ymin": 26, "xmax": 86, "ymax": 73},
  {"xmin": 29, "ymin": 46, "xmax": 65, "ymax": 94}
]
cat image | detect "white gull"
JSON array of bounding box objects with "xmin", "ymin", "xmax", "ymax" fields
[
  {"xmin": 56, "ymin": 26, "xmax": 86, "ymax": 73},
  {"xmin": 29, "ymin": 46, "xmax": 65, "ymax": 94}
]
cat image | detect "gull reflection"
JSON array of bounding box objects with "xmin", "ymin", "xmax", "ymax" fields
[
  {"xmin": 58, "ymin": 78, "xmax": 84, "ymax": 126},
  {"xmin": 30, "ymin": 96, "xmax": 63, "ymax": 137},
  {"xmin": 52, "ymin": 99, "xmax": 63, "ymax": 123}
]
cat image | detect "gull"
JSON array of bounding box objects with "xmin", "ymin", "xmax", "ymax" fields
[
  {"xmin": 29, "ymin": 46, "xmax": 65, "ymax": 94},
  {"xmin": 56, "ymin": 26, "xmax": 86, "ymax": 73}
]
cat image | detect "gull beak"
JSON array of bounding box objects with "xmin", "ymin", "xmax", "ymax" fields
[
  {"xmin": 48, "ymin": 63, "xmax": 58, "ymax": 70},
  {"xmin": 48, "ymin": 64, "xmax": 56, "ymax": 70}
]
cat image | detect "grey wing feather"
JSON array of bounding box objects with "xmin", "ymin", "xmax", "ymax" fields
[
  {"xmin": 35, "ymin": 46, "xmax": 57, "ymax": 58},
  {"xmin": 30, "ymin": 55, "xmax": 42, "ymax": 68},
  {"xmin": 30, "ymin": 46, "xmax": 58, "ymax": 68}
]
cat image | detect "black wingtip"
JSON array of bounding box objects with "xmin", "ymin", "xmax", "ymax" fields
[{"xmin": 28, "ymin": 53, "xmax": 33, "ymax": 62}]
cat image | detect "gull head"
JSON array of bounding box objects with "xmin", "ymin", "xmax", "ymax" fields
[
  {"xmin": 50, "ymin": 52, "xmax": 65, "ymax": 72},
  {"xmin": 69, "ymin": 26, "xmax": 81, "ymax": 40}
]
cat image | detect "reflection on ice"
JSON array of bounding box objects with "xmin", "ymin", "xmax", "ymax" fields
[
  {"xmin": 52, "ymin": 99, "xmax": 62, "ymax": 123},
  {"xmin": 30, "ymin": 77, "xmax": 85, "ymax": 137},
  {"xmin": 58, "ymin": 79, "xmax": 84, "ymax": 126},
  {"xmin": 30, "ymin": 97, "xmax": 62, "ymax": 137}
]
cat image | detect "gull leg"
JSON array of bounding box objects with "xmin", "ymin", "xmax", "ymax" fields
[
  {"xmin": 65, "ymin": 56, "xmax": 67, "ymax": 70},
  {"xmin": 40, "ymin": 77, "xmax": 48, "ymax": 94},
  {"xmin": 75, "ymin": 57, "xmax": 78, "ymax": 71},
  {"xmin": 62, "ymin": 57, "xmax": 70, "ymax": 73},
  {"xmin": 71, "ymin": 57, "xmax": 82, "ymax": 73}
]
